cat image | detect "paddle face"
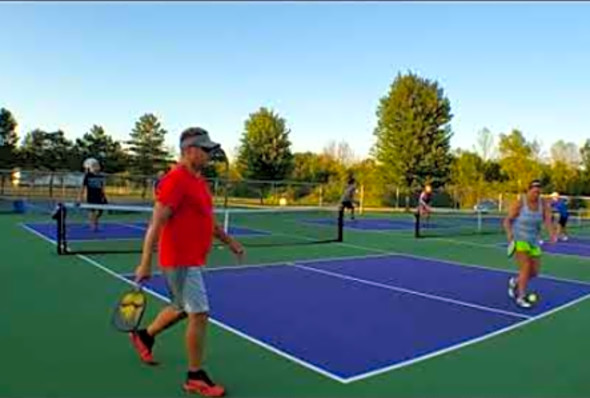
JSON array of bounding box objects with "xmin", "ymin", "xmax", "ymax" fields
[
  {"xmin": 111, "ymin": 288, "xmax": 147, "ymax": 332},
  {"xmin": 507, "ymin": 241, "xmax": 516, "ymax": 258}
]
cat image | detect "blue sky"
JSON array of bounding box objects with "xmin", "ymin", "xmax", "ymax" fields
[{"xmin": 1, "ymin": 2, "xmax": 589, "ymax": 160}]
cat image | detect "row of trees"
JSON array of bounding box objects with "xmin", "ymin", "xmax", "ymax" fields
[
  {"xmin": 2, "ymin": 71, "xmax": 590, "ymax": 207},
  {"xmin": 450, "ymin": 130, "xmax": 590, "ymax": 208},
  {"xmin": 0, "ymin": 110, "xmax": 171, "ymax": 176}
]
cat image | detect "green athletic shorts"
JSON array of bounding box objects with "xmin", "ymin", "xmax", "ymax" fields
[{"xmin": 515, "ymin": 241, "xmax": 542, "ymax": 257}]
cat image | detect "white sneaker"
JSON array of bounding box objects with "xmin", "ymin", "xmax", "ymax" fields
[
  {"xmin": 516, "ymin": 296, "xmax": 533, "ymax": 309},
  {"xmin": 508, "ymin": 277, "xmax": 518, "ymax": 299}
]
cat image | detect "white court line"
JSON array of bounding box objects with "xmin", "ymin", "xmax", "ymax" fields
[
  {"xmin": 494, "ymin": 240, "xmax": 590, "ymax": 251},
  {"xmin": 426, "ymin": 237, "xmax": 590, "ymax": 272},
  {"xmin": 21, "ymin": 219, "xmax": 590, "ymax": 384},
  {"xmin": 118, "ymin": 252, "xmax": 396, "ymax": 277},
  {"xmin": 18, "ymin": 224, "xmax": 347, "ymax": 383},
  {"xmin": 335, "ymin": 240, "xmax": 590, "ymax": 288},
  {"xmin": 344, "ymin": 290, "xmax": 590, "ymax": 383},
  {"xmin": 20, "ymin": 223, "xmax": 57, "ymax": 245},
  {"xmin": 113, "ymin": 222, "xmax": 148, "ymax": 232},
  {"xmin": 293, "ymin": 264, "xmax": 530, "ymax": 320},
  {"xmin": 204, "ymin": 252, "xmax": 392, "ymax": 273}
]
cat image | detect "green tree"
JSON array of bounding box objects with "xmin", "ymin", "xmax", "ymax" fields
[
  {"xmin": 291, "ymin": 151, "xmax": 345, "ymax": 184},
  {"xmin": 482, "ymin": 160, "xmax": 505, "ymax": 183},
  {"xmin": 373, "ymin": 72, "xmax": 453, "ymax": 192},
  {"xmin": 349, "ymin": 158, "xmax": 391, "ymax": 207},
  {"xmin": 549, "ymin": 140, "xmax": 580, "ymax": 194},
  {"xmin": 578, "ymin": 140, "xmax": 590, "ymax": 195},
  {"xmin": 0, "ymin": 108, "xmax": 19, "ymax": 169},
  {"xmin": 237, "ymin": 107, "xmax": 294, "ymax": 181},
  {"xmin": 202, "ymin": 148, "xmax": 228, "ymax": 180},
  {"xmin": 498, "ymin": 129, "xmax": 542, "ymax": 192},
  {"xmin": 127, "ymin": 114, "xmax": 171, "ymax": 176},
  {"xmin": 580, "ymin": 140, "xmax": 590, "ymax": 171},
  {"xmin": 450, "ymin": 150, "xmax": 486, "ymax": 208},
  {"xmin": 19, "ymin": 129, "xmax": 76, "ymax": 171},
  {"xmin": 74, "ymin": 125, "xmax": 128, "ymax": 173},
  {"xmin": 292, "ymin": 152, "xmax": 321, "ymax": 182}
]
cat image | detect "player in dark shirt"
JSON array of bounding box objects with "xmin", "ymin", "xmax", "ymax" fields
[
  {"xmin": 340, "ymin": 177, "xmax": 358, "ymax": 220},
  {"xmin": 78, "ymin": 159, "xmax": 108, "ymax": 231}
]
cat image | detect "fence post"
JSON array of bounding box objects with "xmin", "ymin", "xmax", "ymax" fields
[
  {"xmin": 213, "ymin": 178, "xmax": 219, "ymax": 203},
  {"xmin": 319, "ymin": 185, "xmax": 323, "ymax": 207},
  {"xmin": 359, "ymin": 184, "xmax": 365, "ymax": 215}
]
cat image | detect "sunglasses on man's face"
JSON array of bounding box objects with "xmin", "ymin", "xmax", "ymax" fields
[{"xmin": 186, "ymin": 144, "xmax": 214, "ymax": 153}]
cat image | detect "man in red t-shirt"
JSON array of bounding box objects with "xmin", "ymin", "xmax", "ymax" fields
[{"xmin": 130, "ymin": 127, "xmax": 243, "ymax": 397}]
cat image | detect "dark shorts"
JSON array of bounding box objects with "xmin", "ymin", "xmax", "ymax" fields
[
  {"xmin": 87, "ymin": 194, "xmax": 107, "ymax": 204},
  {"xmin": 87, "ymin": 195, "xmax": 107, "ymax": 216},
  {"xmin": 559, "ymin": 215, "xmax": 569, "ymax": 227},
  {"xmin": 341, "ymin": 200, "xmax": 354, "ymax": 210}
]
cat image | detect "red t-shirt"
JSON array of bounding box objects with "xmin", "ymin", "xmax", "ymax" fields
[{"xmin": 156, "ymin": 165, "xmax": 214, "ymax": 268}]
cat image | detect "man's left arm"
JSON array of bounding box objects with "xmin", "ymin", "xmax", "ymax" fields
[{"xmin": 214, "ymin": 223, "xmax": 244, "ymax": 256}]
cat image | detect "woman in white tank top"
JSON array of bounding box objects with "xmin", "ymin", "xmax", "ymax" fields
[{"xmin": 503, "ymin": 180, "xmax": 556, "ymax": 308}]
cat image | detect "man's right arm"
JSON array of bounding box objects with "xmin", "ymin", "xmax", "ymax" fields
[
  {"xmin": 136, "ymin": 202, "xmax": 172, "ymax": 281},
  {"xmin": 136, "ymin": 172, "xmax": 181, "ymax": 282},
  {"xmin": 503, "ymin": 200, "xmax": 521, "ymax": 242}
]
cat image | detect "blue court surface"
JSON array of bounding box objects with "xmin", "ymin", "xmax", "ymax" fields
[
  {"xmin": 24, "ymin": 222, "xmax": 269, "ymax": 242},
  {"xmin": 125, "ymin": 254, "xmax": 590, "ymax": 382}
]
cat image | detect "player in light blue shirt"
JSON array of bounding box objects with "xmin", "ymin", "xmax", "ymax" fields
[{"xmin": 550, "ymin": 192, "xmax": 569, "ymax": 241}]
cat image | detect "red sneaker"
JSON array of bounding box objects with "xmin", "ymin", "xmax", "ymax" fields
[
  {"xmin": 183, "ymin": 371, "xmax": 225, "ymax": 397},
  {"xmin": 129, "ymin": 331, "xmax": 157, "ymax": 365}
]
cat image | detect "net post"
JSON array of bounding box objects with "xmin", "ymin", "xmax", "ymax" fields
[
  {"xmin": 337, "ymin": 206, "xmax": 344, "ymax": 242},
  {"xmin": 414, "ymin": 210, "xmax": 421, "ymax": 238},
  {"xmin": 52, "ymin": 202, "xmax": 66, "ymax": 255}
]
